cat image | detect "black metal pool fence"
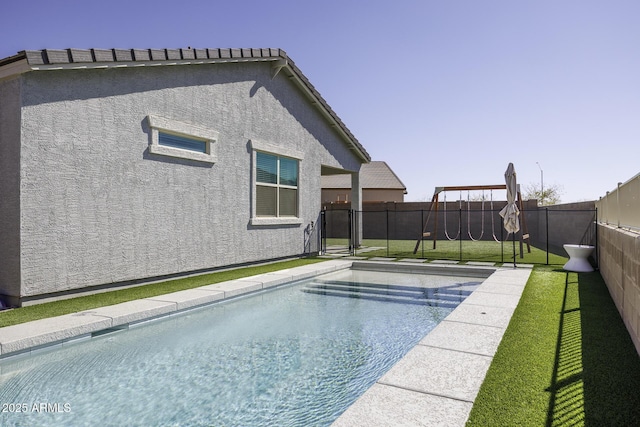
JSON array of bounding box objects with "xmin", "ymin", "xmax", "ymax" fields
[{"xmin": 320, "ymin": 206, "xmax": 598, "ymax": 266}]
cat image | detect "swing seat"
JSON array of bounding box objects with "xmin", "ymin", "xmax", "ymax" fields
[{"xmin": 422, "ymin": 232, "xmax": 431, "ymax": 238}]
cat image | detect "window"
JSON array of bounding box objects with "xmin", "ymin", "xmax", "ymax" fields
[
  {"xmin": 158, "ymin": 132, "xmax": 207, "ymax": 153},
  {"xmin": 256, "ymin": 152, "xmax": 298, "ymax": 217},
  {"xmin": 249, "ymin": 139, "xmax": 303, "ymax": 226},
  {"xmin": 147, "ymin": 115, "xmax": 218, "ymax": 164}
]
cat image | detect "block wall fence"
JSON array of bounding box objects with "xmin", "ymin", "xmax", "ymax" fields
[{"xmin": 598, "ymin": 223, "xmax": 640, "ymax": 355}]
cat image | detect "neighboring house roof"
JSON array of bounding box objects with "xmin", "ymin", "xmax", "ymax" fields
[
  {"xmin": 0, "ymin": 47, "xmax": 370, "ymax": 163},
  {"xmin": 321, "ymin": 161, "xmax": 407, "ymax": 193}
]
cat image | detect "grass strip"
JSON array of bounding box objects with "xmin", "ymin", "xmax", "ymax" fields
[
  {"xmin": 0, "ymin": 258, "xmax": 324, "ymax": 328},
  {"xmin": 328, "ymin": 238, "xmax": 568, "ymax": 265},
  {"xmin": 467, "ymin": 267, "xmax": 640, "ymax": 426}
]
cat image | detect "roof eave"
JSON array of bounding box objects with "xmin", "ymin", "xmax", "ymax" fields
[
  {"xmin": 278, "ymin": 58, "xmax": 370, "ymax": 163},
  {"xmin": 0, "ymin": 53, "xmax": 30, "ymax": 82}
]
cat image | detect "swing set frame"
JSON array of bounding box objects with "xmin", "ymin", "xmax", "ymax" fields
[{"xmin": 413, "ymin": 184, "xmax": 531, "ymax": 254}]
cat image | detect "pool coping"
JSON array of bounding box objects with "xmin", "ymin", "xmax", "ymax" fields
[{"xmin": 0, "ymin": 259, "xmax": 532, "ymax": 426}]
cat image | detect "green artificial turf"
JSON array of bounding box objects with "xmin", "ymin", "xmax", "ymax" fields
[
  {"xmin": 466, "ymin": 267, "xmax": 640, "ymax": 426},
  {"xmin": 0, "ymin": 258, "xmax": 323, "ymax": 328},
  {"xmin": 342, "ymin": 238, "xmax": 568, "ymax": 266}
]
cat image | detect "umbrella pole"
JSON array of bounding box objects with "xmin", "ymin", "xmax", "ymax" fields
[{"xmin": 512, "ymin": 233, "xmax": 516, "ymax": 268}]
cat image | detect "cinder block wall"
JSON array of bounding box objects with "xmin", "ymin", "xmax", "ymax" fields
[
  {"xmin": 322, "ymin": 200, "xmax": 540, "ymax": 241},
  {"xmin": 598, "ymin": 223, "xmax": 640, "ymax": 355}
]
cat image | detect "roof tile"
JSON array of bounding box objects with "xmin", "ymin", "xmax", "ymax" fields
[
  {"xmin": 181, "ymin": 49, "xmax": 195, "ymax": 60},
  {"xmin": 69, "ymin": 49, "xmax": 93, "ymax": 63},
  {"xmin": 149, "ymin": 49, "xmax": 166, "ymax": 61},
  {"xmin": 44, "ymin": 49, "xmax": 71, "ymax": 64},
  {"xmin": 132, "ymin": 49, "xmax": 151, "ymax": 61},
  {"xmin": 23, "ymin": 51, "xmax": 47, "ymax": 65},
  {"xmin": 114, "ymin": 49, "xmax": 134, "ymax": 62},
  {"xmin": 92, "ymin": 49, "xmax": 115, "ymax": 62},
  {"xmin": 166, "ymin": 49, "xmax": 181, "ymax": 60}
]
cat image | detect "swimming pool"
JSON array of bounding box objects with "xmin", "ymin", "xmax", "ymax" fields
[{"xmin": 0, "ymin": 268, "xmax": 483, "ymax": 426}]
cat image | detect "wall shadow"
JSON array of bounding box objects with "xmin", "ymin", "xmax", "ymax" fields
[{"xmin": 545, "ymin": 272, "xmax": 640, "ymax": 426}]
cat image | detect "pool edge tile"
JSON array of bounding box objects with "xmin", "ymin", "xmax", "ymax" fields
[
  {"xmin": 87, "ymin": 299, "xmax": 177, "ymax": 327},
  {"xmin": 200, "ymin": 280, "xmax": 263, "ymax": 298},
  {"xmin": 377, "ymin": 346, "xmax": 493, "ymax": 402},
  {"xmin": 0, "ymin": 314, "xmax": 113, "ymax": 356},
  {"xmin": 146, "ymin": 288, "xmax": 226, "ymax": 311},
  {"xmin": 331, "ymin": 383, "xmax": 473, "ymax": 427},
  {"xmin": 419, "ymin": 320, "xmax": 505, "ymax": 357}
]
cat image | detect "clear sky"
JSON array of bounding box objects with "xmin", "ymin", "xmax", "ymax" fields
[{"xmin": 2, "ymin": 0, "xmax": 639, "ymax": 202}]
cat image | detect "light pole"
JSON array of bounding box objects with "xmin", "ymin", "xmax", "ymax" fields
[{"xmin": 536, "ymin": 162, "xmax": 544, "ymax": 205}]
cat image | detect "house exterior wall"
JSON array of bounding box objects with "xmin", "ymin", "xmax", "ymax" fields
[
  {"xmin": 362, "ymin": 189, "xmax": 404, "ymax": 203},
  {"xmin": 8, "ymin": 61, "xmax": 362, "ymax": 303},
  {"xmin": 0, "ymin": 77, "xmax": 22, "ymax": 299}
]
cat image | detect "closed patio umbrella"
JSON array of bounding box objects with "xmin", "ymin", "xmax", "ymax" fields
[{"xmin": 499, "ymin": 162, "xmax": 520, "ymax": 267}]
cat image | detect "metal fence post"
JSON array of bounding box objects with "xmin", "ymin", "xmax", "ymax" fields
[
  {"xmin": 386, "ymin": 208, "xmax": 389, "ymax": 257},
  {"xmin": 320, "ymin": 210, "xmax": 326, "ymax": 255},
  {"xmin": 347, "ymin": 209, "xmax": 352, "ymax": 255},
  {"xmin": 501, "ymin": 223, "xmax": 504, "ymax": 264},
  {"xmin": 545, "ymin": 207, "xmax": 549, "ymax": 265},
  {"xmin": 459, "ymin": 208, "xmax": 462, "ymax": 262},
  {"xmin": 421, "ymin": 209, "xmax": 425, "ymax": 258},
  {"xmin": 595, "ymin": 207, "xmax": 599, "ymax": 269}
]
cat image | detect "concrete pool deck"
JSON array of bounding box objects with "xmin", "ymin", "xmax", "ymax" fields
[{"xmin": 0, "ymin": 258, "xmax": 532, "ymax": 426}]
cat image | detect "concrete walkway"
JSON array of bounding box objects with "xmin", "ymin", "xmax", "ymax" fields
[{"xmin": 0, "ymin": 259, "xmax": 532, "ymax": 426}]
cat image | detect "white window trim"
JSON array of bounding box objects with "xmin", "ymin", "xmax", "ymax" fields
[
  {"xmin": 250, "ymin": 139, "xmax": 303, "ymax": 226},
  {"xmin": 147, "ymin": 115, "xmax": 218, "ymax": 164},
  {"xmin": 250, "ymin": 216, "xmax": 303, "ymax": 226}
]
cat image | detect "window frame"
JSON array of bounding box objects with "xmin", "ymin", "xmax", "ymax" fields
[
  {"xmin": 250, "ymin": 140, "xmax": 303, "ymax": 226},
  {"xmin": 255, "ymin": 152, "xmax": 299, "ymax": 217},
  {"xmin": 147, "ymin": 115, "xmax": 218, "ymax": 164}
]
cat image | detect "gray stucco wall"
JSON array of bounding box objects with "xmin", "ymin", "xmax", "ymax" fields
[
  {"xmin": 16, "ymin": 61, "xmax": 362, "ymax": 300},
  {"xmin": 0, "ymin": 77, "xmax": 22, "ymax": 300}
]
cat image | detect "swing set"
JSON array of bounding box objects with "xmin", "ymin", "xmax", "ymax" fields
[{"xmin": 412, "ymin": 184, "xmax": 531, "ymax": 254}]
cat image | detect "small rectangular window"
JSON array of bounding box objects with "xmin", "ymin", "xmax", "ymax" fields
[
  {"xmin": 146, "ymin": 115, "xmax": 218, "ymax": 164},
  {"xmin": 158, "ymin": 132, "xmax": 207, "ymax": 153}
]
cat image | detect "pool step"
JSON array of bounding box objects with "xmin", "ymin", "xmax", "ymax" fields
[{"xmin": 302, "ymin": 280, "xmax": 469, "ymax": 308}]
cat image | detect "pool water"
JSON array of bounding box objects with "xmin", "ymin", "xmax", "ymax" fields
[{"xmin": 0, "ymin": 269, "xmax": 481, "ymax": 427}]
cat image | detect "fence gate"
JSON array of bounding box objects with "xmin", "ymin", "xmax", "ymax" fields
[{"xmin": 320, "ymin": 208, "xmax": 357, "ymax": 255}]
